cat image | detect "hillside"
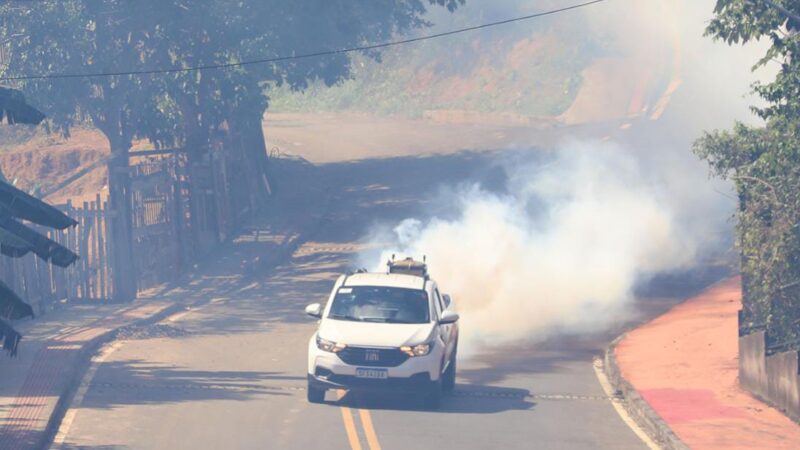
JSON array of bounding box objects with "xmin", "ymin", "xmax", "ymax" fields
[
  {"xmin": 0, "ymin": 126, "xmax": 108, "ymax": 203},
  {"xmin": 267, "ymin": 1, "xmax": 600, "ymax": 118},
  {"xmin": 1, "ymin": 1, "xmax": 678, "ymax": 199}
]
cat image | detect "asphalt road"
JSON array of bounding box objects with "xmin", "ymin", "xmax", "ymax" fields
[
  {"xmin": 51, "ymin": 132, "xmax": 732, "ymax": 450},
  {"xmin": 44, "ymin": 13, "xmax": 755, "ymax": 446}
]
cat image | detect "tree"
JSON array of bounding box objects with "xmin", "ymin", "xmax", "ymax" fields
[
  {"xmin": 152, "ymin": 1, "xmax": 466, "ymax": 222},
  {"xmin": 0, "ymin": 0, "xmax": 463, "ymax": 298},
  {"xmin": 695, "ymin": 0, "xmax": 800, "ymax": 352},
  {"xmin": 0, "ymin": 1, "xmax": 180, "ymax": 300},
  {"xmin": 706, "ymin": 0, "xmax": 800, "ymax": 120}
]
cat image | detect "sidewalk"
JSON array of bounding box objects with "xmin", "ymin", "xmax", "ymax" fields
[
  {"xmin": 615, "ymin": 277, "xmax": 800, "ymax": 449},
  {"xmin": 0, "ymin": 160, "xmax": 329, "ymax": 449},
  {"xmin": 0, "ymin": 299, "xmax": 176, "ymax": 449}
]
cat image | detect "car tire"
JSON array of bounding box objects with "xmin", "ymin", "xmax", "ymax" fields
[
  {"xmin": 443, "ymin": 351, "xmax": 457, "ymax": 393},
  {"xmin": 423, "ymin": 381, "xmax": 443, "ymax": 410},
  {"xmin": 307, "ymin": 383, "xmax": 325, "ymax": 404}
]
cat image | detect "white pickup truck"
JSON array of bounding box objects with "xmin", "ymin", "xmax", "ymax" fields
[{"xmin": 304, "ymin": 258, "xmax": 459, "ymax": 409}]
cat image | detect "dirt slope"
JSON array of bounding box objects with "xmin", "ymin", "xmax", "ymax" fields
[{"xmin": 0, "ymin": 128, "xmax": 109, "ymax": 204}]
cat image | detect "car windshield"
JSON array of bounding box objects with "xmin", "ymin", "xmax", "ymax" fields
[{"xmin": 328, "ymin": 286, "xmax": 430, "ymax": 324}]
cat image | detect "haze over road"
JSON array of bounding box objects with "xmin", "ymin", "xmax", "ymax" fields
[
  {"xmin": 52, "ymin": 96, "xmax": 736, "ymax": 449},
  {"xmin": 55, "ymin": 139, "xmax": 667, "ymax": 450},
  {"xmin": 51, "ymin": 2, "xmax": 765, "ymax": 447}
]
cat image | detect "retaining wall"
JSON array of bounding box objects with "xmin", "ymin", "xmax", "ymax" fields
[{"xmin": 739, "ymin": 329, "xmax": 800, "ymax": 422}]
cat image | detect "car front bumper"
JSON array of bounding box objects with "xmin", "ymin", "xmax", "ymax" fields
[
  {"xmin": 307, "ymin": 372, "xmax": 438, "ymax": 394},
  {"xmin": 307, "ymin": 336, "xmax": 443, "ymax": 393}
]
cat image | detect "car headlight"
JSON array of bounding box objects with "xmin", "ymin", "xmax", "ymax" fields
[
  {"xmin": 316, "ymin": 335, "xmax": 347, "ymax": 353},
  {"xmin": 400, "ymin": 342, "xmax": 433, "ymax": 357}
]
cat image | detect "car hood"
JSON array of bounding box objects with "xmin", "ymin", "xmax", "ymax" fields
[{"xmin": 318, "ymin": 319, "xmax": 435, "ymax": 348}]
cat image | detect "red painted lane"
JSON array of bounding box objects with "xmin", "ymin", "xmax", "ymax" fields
[{"xmin": 616, "ymin": 277, "xmax": 800, "ymax": 449}]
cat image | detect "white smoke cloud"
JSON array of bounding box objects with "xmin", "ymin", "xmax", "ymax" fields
[
  {"xmin": 361, "ymin": 141, "xmax": 708, "ymax": 352},
  {"xmin": 352, "ymin": 0, "xmax": 766, "ymax": 354}
]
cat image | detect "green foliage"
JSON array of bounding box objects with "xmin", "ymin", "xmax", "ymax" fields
[
  {"xmin": 707, "ymin": 0, "xmax": 800, "ymax": 120},
  {"xmin": 0, "ymin": 1, "xmax": 193, "ymax": 150},
  {"xmin": 267, "ymin": 3, "xmax": 596, "ymax": 118},
  {"xmin": 0, "ymin": 0, "xmax": 465, "ymax": 152},
  {"xmin": 0, "ymin": 0, "xmax": 465, "ymax": 286},
  {"xmin": 696, "ymin": 0, "xmax": 800, "ymax": 352},
  {"xmin": 695, "ymin": 121, "xmax": 800, "ymax": 348}
]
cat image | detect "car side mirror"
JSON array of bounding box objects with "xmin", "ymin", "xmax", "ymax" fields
[
  {"xmin": 442, "ymin": 294, "xmax": 452, "ymax": 309},
  {"xmin": 305, "ymin": 303, "xmax": 322, "ymax": 319},
  {"xmin": 439, "ymin": 310, "xmax": 459, "ymax": 325}
]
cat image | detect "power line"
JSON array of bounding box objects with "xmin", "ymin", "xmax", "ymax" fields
[{"xmin": 0, "ymin": 0, "xmax": 606, "ymax": 82}]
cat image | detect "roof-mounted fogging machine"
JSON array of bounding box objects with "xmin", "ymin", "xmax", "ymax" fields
[{"xmin": 386, "ymin": 254, "xmax": 428, "ymax": 278}]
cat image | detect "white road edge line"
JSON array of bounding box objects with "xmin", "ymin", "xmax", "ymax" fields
[
  {"xmin": 52, "ymin": 340, "xmax": 125, "ymax": 447},
  {"xmin": 592, "ymin": 357, "xmax": 661, "ymax": 450}
]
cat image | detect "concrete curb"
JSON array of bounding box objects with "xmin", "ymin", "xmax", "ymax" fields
[
  {"xmin": 39, "ymin": 300, "xmax": 186, "ymax": 450},
  {"xmin": 604, "ymin": 334, "xmax": 688, "ymax": 450}
]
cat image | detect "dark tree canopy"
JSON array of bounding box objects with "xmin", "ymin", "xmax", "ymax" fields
[
  {"xmin": 0, "ymin": 0, "xmax": 464, "ymax": 152},
  {"xmin": 0, "ymin": 0, "xmax": 464, "ymax": 300}
]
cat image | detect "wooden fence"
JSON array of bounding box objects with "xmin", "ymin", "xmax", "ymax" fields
[
  {"xmin": 0, "ymin": 194, "xmax": 112, "ymax": 313},
  {"xmin": 1, "ymin": 140, "xmax": 264, "ymax": 312},
  {"xmin": 0, "ymin": 157, "xmax": 185, "ymax": 312}
]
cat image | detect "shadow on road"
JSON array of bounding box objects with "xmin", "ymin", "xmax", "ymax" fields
[
  {"xmin": 333, "ymin": 383, "xmax": 535, "ymax": 414},
  {"xmin": 77, "ymin": 146, "xmax": 733, "ymax": 417},
  {"xmin": 81, "ymin": 359, "xmax": 303, "ymax": 409},
  {"xmin": 459, "ymin": 340, "xmax": 602, "ymax": 387}
]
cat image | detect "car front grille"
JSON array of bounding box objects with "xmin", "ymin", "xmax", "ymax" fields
[{"xmin": 337, "ymin": 346, "xmax": 409, "ymax": 367}]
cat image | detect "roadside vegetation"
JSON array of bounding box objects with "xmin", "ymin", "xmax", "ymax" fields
[
  {"xmin": 694, "ymin": 0, "xmax": 800, "ymax": 353},
  {"xmin": 267, "ymin": 1, "xmax": 601, "ymax": 118},
  {"xmin": 0, "ymin": 0, "xmax": 465, "ymax": 300}
]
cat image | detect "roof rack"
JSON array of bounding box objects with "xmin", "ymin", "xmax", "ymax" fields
[{"xmin": 386, "ymin": 254, "xmax": 428, "ymax": 278}]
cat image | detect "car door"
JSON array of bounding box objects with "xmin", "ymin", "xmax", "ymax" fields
[{"xmin": 432, "ymin": 286, "xmax": 454, "ymax": 364}]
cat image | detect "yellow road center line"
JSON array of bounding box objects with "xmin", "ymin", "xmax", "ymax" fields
[
  {"xmin": 340, "ymin": 407, "xmax": 363, "ymax": 450},
  {"xmin": 337, "ymin": 390, "xmax": 363, "ymax": 450},
  {"xmin": 358, "ymin": 408, "xmax": 383, "ymax": 450}
]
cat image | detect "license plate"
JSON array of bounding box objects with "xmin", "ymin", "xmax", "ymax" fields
[{"xmin": 355, "ymin": 368, "xmax": 388, "ymax": 379}]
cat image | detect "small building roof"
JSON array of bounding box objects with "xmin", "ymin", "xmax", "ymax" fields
[
  {"xmin": 0, "ymin": 279, "xmax": 33, "ymax": 320},
  {"xmin": 0, "ymin": 180, "xmax": 78, "ymax": 230}
]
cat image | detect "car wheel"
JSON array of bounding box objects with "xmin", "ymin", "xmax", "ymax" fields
[
  {"xmin": 443, "ymin": 351, "xmax": 457, "ymax": 393},
  {"xmin": 307, "ymin": 382, "xmax": 325, "ymax": 404},
  {"xmin": 423, "ymin": 381, "xmax": 443, "ymax": 410}
]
